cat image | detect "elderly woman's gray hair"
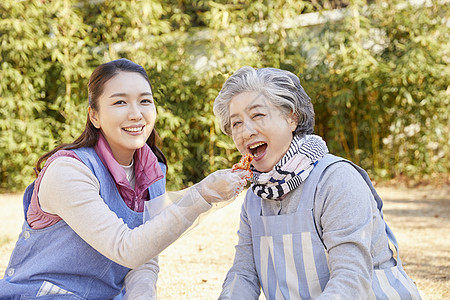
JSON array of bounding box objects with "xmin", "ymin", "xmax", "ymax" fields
[{"xmin": 213, "ymin": 66, "xmax": 315, "ymax": 136}]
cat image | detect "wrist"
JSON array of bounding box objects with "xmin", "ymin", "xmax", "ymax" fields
[{"xmin": 192, "ymin": 183, "xmax": 212, "ymax": 204}]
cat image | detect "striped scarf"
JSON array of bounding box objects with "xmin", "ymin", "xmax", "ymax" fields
[{"xmin": 250, "ymin": 134, "xmax": 328, "ymax": 200}]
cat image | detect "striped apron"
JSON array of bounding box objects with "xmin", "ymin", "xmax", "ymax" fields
[{"xmin": 247, "ymin": 154, "xmax": 421, "ymax": 299}]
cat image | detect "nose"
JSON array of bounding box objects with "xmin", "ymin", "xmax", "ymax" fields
[
  {"xmin": 241, "ymin": 121, "xmax": 257, "ymax": 139},
  {"xmin": 128, "ymin": 103, "xmax": 143, "ymax": 120}
]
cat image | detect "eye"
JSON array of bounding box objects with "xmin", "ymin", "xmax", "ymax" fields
[
  {"xmin": 232, "ymin": 121, "xmax": 242, "ymax": 128},
  {"xmin": 113, "ymin": 100, "xmax": 126, "ymax": 105},
  {"xmin": 252, "ymin": 113, "xmax": 265, "ymax": 118},
  {"xmin": 141, "ymin": 98, "xmax": 153, "ymax": 104}
]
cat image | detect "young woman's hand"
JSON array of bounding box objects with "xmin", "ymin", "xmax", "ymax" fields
[{"xmin": 194, "ymin": 169, "xmax": 251, "ymax": 204}]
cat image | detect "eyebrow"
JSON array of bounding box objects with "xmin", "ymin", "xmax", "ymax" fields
[
  {"xmin": 230, "ymin": 104, "xmax": 267, "ymax": 119},
  {"xmin": 109, "ymin": 92, "xmax": 153, "ymax": 98}
]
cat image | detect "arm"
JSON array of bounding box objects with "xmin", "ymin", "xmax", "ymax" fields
[
  {"xmin": 219, "ymin": 192, "xmax": 261, "ymax": 300},
  {"xmin": 123, "ymin": 256, "xmax": 159, "ymax": 300},
  {"xmin": 314, "ymin": 162, "xmax": 374, "ymax": 299},
  {"xmin": 39, "ymin": 157, "xmax": 211, "ymax": 269}
]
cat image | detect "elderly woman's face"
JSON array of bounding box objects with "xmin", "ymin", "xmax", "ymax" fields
[{"xmin": 229, "ymin": 91, "xmax": 297, "ymax": 172}]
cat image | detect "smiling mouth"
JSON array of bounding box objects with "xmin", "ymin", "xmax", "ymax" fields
[
  {"xmin": 249, "ymin": 142, "xmax": 267, "ymax": 158},
  {"xmin": 123, "ymin": 126, "xmax": 144, "ymax": 132}
]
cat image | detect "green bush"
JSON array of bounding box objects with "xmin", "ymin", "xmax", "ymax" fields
[
  {"xmin": 1, "ymin": 0, "xmax": 448, "ymax": 192},
  {"xmin": 301, "ymin": 0, "xmax": 449, "ymax": 179}
]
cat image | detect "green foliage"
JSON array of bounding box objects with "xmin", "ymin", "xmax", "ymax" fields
[
  {"xmin": 301, "ymin": 0, "xmax": 449, "ymax": 179},
  {"xmin": 1, "ymin": 0, "xmax": 448, "ymax": 192},
  {"xmin": 0, "ymin": 0, "xmax": 93, "ymax": 190}
]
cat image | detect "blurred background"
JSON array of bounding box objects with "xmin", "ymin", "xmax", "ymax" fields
[{"xmin": 0, "ymin": 0, "xmax": 448, "ymax": 192}]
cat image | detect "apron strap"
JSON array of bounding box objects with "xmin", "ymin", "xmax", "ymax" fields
[
  {"xmin": 22, "ymin": 181, "xmax": 36, "ymax": 221},
  {"xmin": 300, "ymin": 154, "xmax": 344, "ymax": 210}
]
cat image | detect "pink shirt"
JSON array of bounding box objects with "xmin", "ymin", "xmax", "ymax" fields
[{"xmin": 27, "ymin": 133, "xmax": 164, "ymax": 229}]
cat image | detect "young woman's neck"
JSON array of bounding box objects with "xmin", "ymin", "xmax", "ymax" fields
[{"xmin": 112, "ymin": 151, "xmax": 135, "ymax": 166}]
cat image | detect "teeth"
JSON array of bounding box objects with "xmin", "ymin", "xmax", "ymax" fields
[
  {"xmin": 124, "ymin": 127, "xmax": 143, "ymax": 132},
  {"xmin": 249, "ymin": 142, "xmax": 265, "ymax": 149}
]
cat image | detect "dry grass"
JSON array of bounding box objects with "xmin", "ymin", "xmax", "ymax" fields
[
  {"xmin": 374, "ymin": 186, "xmax": 450, "ymax": 300},
  {"xmin": 0, "ymin": 193, "xmax": 24, "ymax": 276},
  {"xmin": 1, "ymin": 185, "xmax": 449, "ymax": 299}
]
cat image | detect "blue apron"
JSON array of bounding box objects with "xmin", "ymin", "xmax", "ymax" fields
[
  {"xmin": 247, "ymin": 154, "xmax": 421, "ymax": 299},
  {"xmin": 0, "ymin": 147, "xmax": 166, "ymax": 299}
]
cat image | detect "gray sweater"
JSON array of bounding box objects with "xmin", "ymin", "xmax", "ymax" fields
[{"xmin": 220, "ymin": 161, "xmax": 396, "ymax": 299}]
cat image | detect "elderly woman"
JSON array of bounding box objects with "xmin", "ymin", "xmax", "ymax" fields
[{"xmin": 213, "ymin": 67, "xmax": 421, "ymax": 299}]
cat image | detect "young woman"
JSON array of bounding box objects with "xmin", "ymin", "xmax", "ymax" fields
[
  {"xmin": 213, "ymin": 66, "xmax": 421, "ymax": 299},
  {"xmin": 0, "ymin": 59, "xmax": 249, "ymax": 299}
]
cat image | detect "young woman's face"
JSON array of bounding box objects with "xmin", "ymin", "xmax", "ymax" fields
[
  {"xmin": 229, "ymin": 91, "xmax": 297, "ymax": 172},
  {"xmin": 89, "ymin": 71, "xmax": 156, "ymax": 165}
]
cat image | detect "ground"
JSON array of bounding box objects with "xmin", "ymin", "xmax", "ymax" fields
[{"xmin": 0, "ymin": 184, "xmax": 448, "ymax": 299}]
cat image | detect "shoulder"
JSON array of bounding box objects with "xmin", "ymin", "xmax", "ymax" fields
[
  {"xmin": 47, "ymin": 155, "xmax": 90, "ymax": 171},
  {"xmin": 318, "ymin": 160, "xmax": 369, "ymax": 190},
  {"xmin": 314, "ymin": 160, "xmax": 374, "ymax": 213},
  {"xmin": 42, "ymin": 156, "xmax": 99, "ymax": 189},
  {"xmin": 39, "ymin": 156, "xmax": 101, "ymax": 212}
]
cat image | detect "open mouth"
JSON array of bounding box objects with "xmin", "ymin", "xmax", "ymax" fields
[
  {"xmin": 249, "ymin": 142, "xmax": 267, "ymax": 158},
  {"xmin": 123, "ymin": 126, "xmax": 144, "ymax": 132}
]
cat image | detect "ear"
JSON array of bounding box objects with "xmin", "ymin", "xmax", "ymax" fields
[
  {"xmin": 88, "ymin": 107, "xmax": 100, "ymax": 129},
  {"xmin": 288, "ymin": 113, "xmax": 298, "ymax": 132}
]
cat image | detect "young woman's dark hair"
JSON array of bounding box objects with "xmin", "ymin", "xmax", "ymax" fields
[{"xmin": 35, "ymin": 59, "xmax": 167, "ymax": 174}]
